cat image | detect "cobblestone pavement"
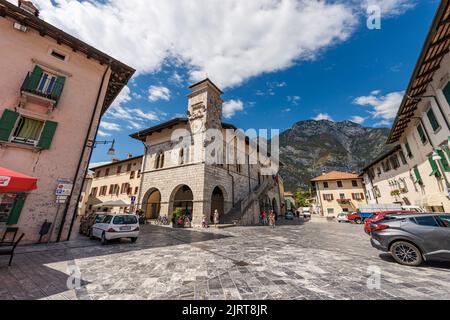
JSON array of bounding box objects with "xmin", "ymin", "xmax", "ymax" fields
[{"xmin": 1, "ymin": 218, "xmax": 450, "ymax": 300}]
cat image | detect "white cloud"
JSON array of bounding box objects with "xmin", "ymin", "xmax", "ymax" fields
[
  {"xmin": 89, "ymin": 161, "xmax": 111, "ymax": 169},
  {"xmin": 287, "ymin": 95, "xmax": 301, "ymax": 105},
  {"xmin": 97, "ymin": 130, "xmax": 112, "ymax": 137},
  {"xmin": 100, "ymin": 121, "xmax": 122, "ymax": 131},
  {"xmin": 353, "ymin": 90, "xmax": 404, "ymax": 124},
  {"xmin": 313, "ymin": 113, "xmax": 334, "ymax": 121},
  {"xmin": 31, "ymin": 0, "xmax": 362, "ymax": 89},
  {"xmin": 223, "ymin": 100, "xmax": 244, "ymax": 119},
  {"xmin": 349, "ymin": 116, "xmax": 366, "ymax": 124},
  {"xmin": 148, "ymin": 86, "xmax": 171, "ymax": 102},
  {"xmin": 105, "ymin": 85, "xmax": 163, "ymax": 127},
  {"xmin": 362, "ymin": 0, "xmax": 415, "ymax": 17}
]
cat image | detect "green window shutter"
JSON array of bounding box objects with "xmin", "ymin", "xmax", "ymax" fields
[
  {"xmin": 52, "ymin": 76, "xmax": 66, "ymax": 102},
  {"xmin": 443, "ymin": 82, "xmax": 450, "ymax": 106},
  {"xmin": 414, "ymin": 167, "xmax": 423, "ymax": 185},
  {"xmin": 405, "ymin": 142, "xmax": 413, "ymax": 158},
  {"xmin": 0, "ymin": 109, "xmax": 19, "ymax": 141},
  {"xmin": 37, "ymin": 120, "xmax": 58, "ymax": 150},
  {"xmin": 428, "ymin": 156, "xmax": 442, "ymax": 177},
  {"xmin": 437, "ymin": 149, "xmax": 450, "ymax": 172},
  {"xmin": 426, "ymin": 108, "xmax": 440, "ymax": 131},
  {"xmin": 417, "ymin": 125, "xmax": 427, "ymax": 144},
  {"xmin": 28, "ymin": 65, "xmax": 44, "ymax": 91},
  {"xmin": 7, "ymin": 193, "xmax": 26, "ymax": 225}
]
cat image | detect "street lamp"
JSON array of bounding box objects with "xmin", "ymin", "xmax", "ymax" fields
[{"xmin": 89, "ymin": 139, "xmax": 116, "ymax": 156}]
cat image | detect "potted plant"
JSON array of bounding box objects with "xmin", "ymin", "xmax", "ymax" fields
[{"xmin": 172, "ymin": 208, "xmax": 183, "ymax": 227}]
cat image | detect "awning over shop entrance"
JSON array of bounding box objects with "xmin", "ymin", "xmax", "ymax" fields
[
  {"xmin": 93, "ymin": 199, "xmax": 131, "ymax": 208},
  {"xmin": 0, "ymin": 167, "xmax": 37, "ymax": 193}
]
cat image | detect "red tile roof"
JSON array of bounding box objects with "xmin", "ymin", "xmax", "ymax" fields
[{"xmin": 311, "ymin": 171, "xmax": 361, "ymax": 182}]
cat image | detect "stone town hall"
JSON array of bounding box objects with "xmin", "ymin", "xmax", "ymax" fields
[{"xmin": 130, "ymin": 79, "xmax": 284, "ymax": 226}]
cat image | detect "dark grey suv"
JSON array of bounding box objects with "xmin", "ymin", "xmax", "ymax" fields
[{"xmin": 370, "ymin": 213, "xmax": 450, "ymax": 266}]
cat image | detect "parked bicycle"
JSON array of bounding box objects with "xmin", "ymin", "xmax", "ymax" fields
[{"xmin": 156, "ymin": 216, "xmax": 169, "ymax": 225}]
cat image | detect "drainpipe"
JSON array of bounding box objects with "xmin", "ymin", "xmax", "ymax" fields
[
  {"xmin": 227, "ymin": 164, "xmax": 235, "ymax": 207},
  {"xmin": 60, "ymin": 62, "xmax": 111, "ymax": 242},
  {"xmin": 136, "ymin": 140, "xmax": 148, "ymax": 209},
  {"xmin": 247, "ymin": 154, "xmax": 251, "ymax": 193}
]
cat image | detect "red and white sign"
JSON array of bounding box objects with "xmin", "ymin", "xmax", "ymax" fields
[{"xmin": 0, "ymin": 176, "xmax": 11, "ymax": 187}]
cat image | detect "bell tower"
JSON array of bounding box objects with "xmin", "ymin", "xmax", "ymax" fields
[{"xmin": 187, "ymin": 78, "xmax": 223, "ymax": 133}]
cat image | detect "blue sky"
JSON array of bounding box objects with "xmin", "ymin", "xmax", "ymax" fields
[{"xmin": 25, "ymin": 0, "xmax": 440, "ymax": 165}]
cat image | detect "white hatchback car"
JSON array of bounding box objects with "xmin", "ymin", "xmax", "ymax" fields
[
  {"xmin": 337, "ymin": 212, "xmax": 350, "ymax": 223},
  {"xmin": 91, "ymin": 214, "xmax": 140, "ymax": 244}
]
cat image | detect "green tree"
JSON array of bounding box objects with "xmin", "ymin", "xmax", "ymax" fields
[{"xmin": 295, "ymin": 190, "xmax": 312, "ymax": 208}]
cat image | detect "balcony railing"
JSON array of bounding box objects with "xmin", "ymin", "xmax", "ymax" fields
[
  {"xmin": 336, "ymin": 198, "xmax": 352, "ymax": 204},
  {"xmin": 20, "ymin": 72, "xmax": 64, "ymax": 106}
]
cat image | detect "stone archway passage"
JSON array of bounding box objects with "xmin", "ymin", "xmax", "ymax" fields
[
  {"xmin": 211, "ymin": 186, "xmax": 225, "ymax": 222},
  {"xmin": 173, "ymin": 185, "xmax": 194, "ymax": 218},
  {"xmin": 144, "ymin": 189, "xmax": 161, "ymax": 219}
]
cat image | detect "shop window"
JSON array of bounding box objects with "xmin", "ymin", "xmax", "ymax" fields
[{"xmin": 0, "ymin": 193, "xmax": 26, "ymax": 225}]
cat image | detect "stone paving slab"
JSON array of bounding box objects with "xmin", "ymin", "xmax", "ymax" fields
[{"xmin": 0, "ymin": 220, "xmax": 449, "ymax": 300}]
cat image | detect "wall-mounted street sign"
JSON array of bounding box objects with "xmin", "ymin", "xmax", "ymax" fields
[{"xmin": 55, "ymin": 178, "xmax": 73, "ymax": 203}]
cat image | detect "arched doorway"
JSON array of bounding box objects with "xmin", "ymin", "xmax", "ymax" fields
[
  {"xmin": 171, "ymin": 185, "xmax": 194, "ymax": 219},
  {"xmin": 143, "ymin": 188, "xmax": 161, "ymax": 219},
  {"xmin": 211, "ymin": 186, "xmax": 225, "ymax": 222}
]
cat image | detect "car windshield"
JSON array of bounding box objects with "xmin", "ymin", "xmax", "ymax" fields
[{"xmin": 113, "ymin": 215, "xmax": 138, "ymax": 225}]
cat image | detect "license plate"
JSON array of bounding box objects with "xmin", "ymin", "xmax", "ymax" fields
[{"xmin": 120, "ymin": 226, "xmax": 131, "ymax": 231}]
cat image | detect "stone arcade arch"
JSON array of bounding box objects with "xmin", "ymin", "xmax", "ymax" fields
[
  {"xmin": 210, "ymin": 186, "xmax": 225, "ymax": 222},
  {"xmin": 143, "ymin": 188, "xmax": 161, "ymax": 220},
  {"xmin": 169, "ymin": 184, "xmax": 194, "ymax": 219}
]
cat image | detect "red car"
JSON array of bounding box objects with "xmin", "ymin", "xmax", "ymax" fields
[{"xmin": 364, "ymin": 211, "xmax": 416, "ymax": 234}]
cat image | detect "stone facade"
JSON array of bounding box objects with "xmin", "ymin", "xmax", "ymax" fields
[{"xmin": 132, "ymin": 79, "xmax": 283, "ymax": 226}]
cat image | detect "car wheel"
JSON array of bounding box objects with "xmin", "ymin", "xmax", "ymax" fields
[
  {"xmin": 390, "ymin": 241, "xmax": 423, "ymax": 266},
  {"xmin": 88, "ymin": 229, "xmax": 95, "ymax": 239},
  {"xmin": 101, "ymin": 232, "xmax": 108, "ymax": 245},
  {"xmin": 131, "ymin": 237, "xmax": 138, "ymax": 243},
  {"xmin": 355, "ymin": 218, "xmax": 362, "ymax": 224}
]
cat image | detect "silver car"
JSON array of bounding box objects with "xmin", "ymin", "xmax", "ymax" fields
[{"xmin": 370, "ymin": 213, "xmax": 450, "ymax": 266}]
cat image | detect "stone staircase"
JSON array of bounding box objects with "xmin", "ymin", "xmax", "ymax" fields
[{"xmin": 220, "ymin": 179, "xmax": 276, "ymax": 226}]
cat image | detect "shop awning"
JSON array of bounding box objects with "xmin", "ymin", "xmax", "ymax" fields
[
  {"xmin": 0, "ymin": 167, "xmax": 37, "ymax": 193},
  {"xmin": 93, "ymin": 199, "xmax": 131, "ymax": 208}
]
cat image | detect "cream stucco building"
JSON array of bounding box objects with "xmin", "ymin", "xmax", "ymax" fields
[
  {"xmin": 311, "ymin": 171, "xmax": 367, "ymax": 217},
  {"xmin": 0, "ymin": 0, "xmax": 134, "ymax": 243},
  {"xmin": 130, "ymin": 79, "xmax": 284, "ymax": 226},
  {"xmin": 362, "ymin": 2, "xmax": 450, "ymax": 213},
  {"xmin": 85, "ymin": 155, "xmax": 143, "ymax": 215}
]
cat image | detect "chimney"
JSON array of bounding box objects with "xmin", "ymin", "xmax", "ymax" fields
[
  {"xmin": 18, "ymin": 0, "xmax": 40, "ymax": 17},
  {"xmin": 127, "ymin": 153, "xmax": 133, "ymax": 159}
]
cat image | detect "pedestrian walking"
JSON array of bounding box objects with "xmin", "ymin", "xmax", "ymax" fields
[
  {"xmin": 202, "ymin": 214, "xmax": 209, "ymax": 228},
  {"xmin": 269, "ymin": 211, "xmax": 276, "ymax": 229},
  {"xmin": 213, "ymin": 209, "xmax": 220, "ymax": 226},
  {"xmin": 262, "ymin": 211, "xmax": 267, "ymax": 226}
]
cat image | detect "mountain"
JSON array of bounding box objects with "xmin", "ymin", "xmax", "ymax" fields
[{"xmin": 278, "ymin": 120, "xmax": 391, "ymax": 191}]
